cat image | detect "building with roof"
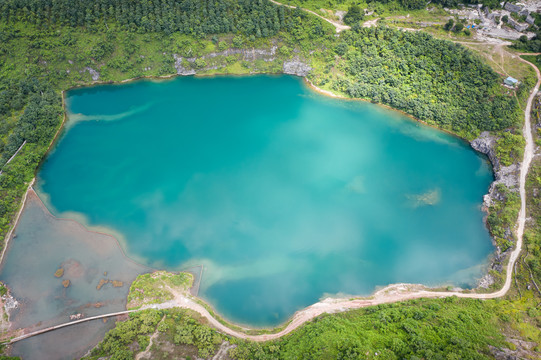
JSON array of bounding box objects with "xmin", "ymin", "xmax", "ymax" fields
[{"xmin": 504, "ymin": 76, "xmax": 519, "ymax": 87}]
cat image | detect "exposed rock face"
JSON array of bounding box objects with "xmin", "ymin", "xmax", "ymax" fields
[
  {"xmin": 173, "ymin": 54, "xmax": 196, "ymax": 75},
  {"xmin": 173, "ymin": 46, "xmax": 279, "ymax": 75},
  {"xmin": 282, "ymin": 59, "xmax": 312, "ymax": 77},
  {"xmin": 201, "ymin": 45, "xmax": 277, "ymax": 61},
  {"xmin": 471, "ymin": 131, "xmax": 498, "ymax": 168},
  {"xmin": 471, "ymin": 131, "xmax": 520, "ymax": 282},
  {"xmin": 2, "ymin": 294, "xmax": 18, "ymax": 314},
  {"xmin": 335, "ymin": 10, "xmax": 347, "ymax": 21},
  {"xmin": 478, "ymin": 273, "xmax": 494, "ymax": 289},
  {"xmin": 471, "ymin": 132, "xmax": 520, "ymax": 209},
  {"xmin": 489, "ymin": 338, "xmax": 539, "ymax": 360},
  {"xmin": 173, "ymin": 46, "xmax": 312, "ymax": 77}
]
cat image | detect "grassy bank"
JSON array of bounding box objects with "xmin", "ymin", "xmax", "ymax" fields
[{"xmin": 82, "ymin": 297, "xmax": 540, "ymax": 360}]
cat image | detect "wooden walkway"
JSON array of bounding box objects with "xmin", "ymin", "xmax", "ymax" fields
[{"xmin": 2, "ymin": 310, "xmax": 138, "ymax": 345}]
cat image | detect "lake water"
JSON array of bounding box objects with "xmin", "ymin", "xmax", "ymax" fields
[
  {"xmin": 0, "ymin": 192, "xmax": 147, "ymax": 359},
  {"xmin": 32, "ymin": 75, "xmax": 493, "ymax": 327}
]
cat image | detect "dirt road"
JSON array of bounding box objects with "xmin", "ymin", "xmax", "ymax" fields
[{"xmin": 269, "ymin": 0, "xmax": 350, "ymax": 33}]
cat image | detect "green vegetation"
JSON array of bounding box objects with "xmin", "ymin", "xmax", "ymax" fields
[
  {"xmin": 487, "ymin": 184, "xmax": 521, "ymax": 252},
  {"xmin": 0, "ymin": 0, "xmax": 298, "ymax": 38},
  {"xmin": 284, "ymin": 0, "xmax": 500, "ymax": 16},
  {"xmin": 524, "ymin": 138, "xmax": 541, "ymax": 288},
  {"xmin": 232, "ymin": 298, "xmax": 514, "ymax": 359},
  {"xmin": 84, "ymin": 297, "xmax": 541, "ymax": 359},
  {"xmin": 309, "ymin": 26, "xmax": 520, "ymax": 139},
  {"xmin": 127, "ymin": 271, "xmax": 192, "ymax": 309},
  {"xmin": 495, "ymin": 132, "xmax": 526, "ymax": 167},
  {"xmin": 83, "ymin": 309, "xmax": 224, "ymax": 360},
  {"xmin": 343, "ymin": 4, "xmax": 363, "ymax": 25},
  {"xmin": 0, "ymin": 1, "xmax": 538, "ymax": 359},
  {"xmin": 84, "ymin": 310, "xmax": 164, "ymax": 360}
]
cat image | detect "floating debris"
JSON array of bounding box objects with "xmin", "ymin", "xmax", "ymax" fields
[
  {"xmin": 69, "ymin": 313, "xmax": 83, "ymax": 321},
  {"xmin": 62, "ymin": 279, "xmax": 70, "ymax": 288}
]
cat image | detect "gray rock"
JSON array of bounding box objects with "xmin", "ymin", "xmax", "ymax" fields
[
  {"xmin": 282, "ymin": 59, "xmax": 312, "ymax": 77},
  {"xmin": 471, "ymin": 131, "xmax": 499, "ymax": 170},
  {"xmin": 335, "ymin": 10, "xmax": 347, "ymax": 21},
  {"xmin": 471, "ymin": 132, "xmax": 520, "ymax": 209},
  {"xmin": 84, "ymin": 67, "xmax": 100, "ymax": 81},
  {"xmin": 489, "ymin": 346, "xmax": 519, "ymax": 360},
  {"xmin": 478, "ymin": 273, "xmax": 495, "ymax": 288},
  {"xmin": 173, "ymin": 46, "xmax": 279, "ymax": 76},
  {"xmin": 173, "ymin": 55, "xmax": 196, "ymax": 75},
  {"xmin": 199, "ymin": 46, "xmax": 277, "ymax": 62}
]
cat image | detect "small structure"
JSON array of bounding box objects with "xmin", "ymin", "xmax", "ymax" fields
[
  {"xmin": 508, "ymin": 17, "xmax": 529, "ymax": 31},
  {"xmin": 515, "ymin": 22, "xmax": 530, "ymax": 31},
  {"xmin": 504, "ymin": 76, "xmax": 519, "ymax": 88},
  {"xmin": 526, "ymin": 14, "xmax": 535, "ymax": 25},
  {"xmin": 504, "ymin": 2, "xmax": 523, "ymax": 13}
]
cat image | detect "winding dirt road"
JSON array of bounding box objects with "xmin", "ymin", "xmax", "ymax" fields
[{"xmin": 268, "ymin": 0, "xmax": 350, "ymax": 33}]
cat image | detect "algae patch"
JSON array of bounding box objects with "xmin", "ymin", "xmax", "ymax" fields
[
  {"xmin": 406, "ymin": 188, "xmax": 441, "ymax": 208},
  {"xmin": 54, "ymin": 268, "xmax": 64, "ymax": 278},
  {"xmin": 97, "ymin": 278, "xmax": 125, "ymax": 290}
]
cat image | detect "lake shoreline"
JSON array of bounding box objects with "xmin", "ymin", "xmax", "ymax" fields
[
  {"xmin": 0, "ymin": 188, "xmax": 484, "ymax": 337},
  {"xmin": 11, "ymin": 72, "xmax": 502, "ymax": 333}
]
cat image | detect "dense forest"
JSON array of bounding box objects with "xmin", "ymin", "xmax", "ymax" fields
[
  {"xmin": 0, "ymin": 0, "xmax": 302, "ymax": 37},
  {"xmin": 312, "ymin": 26, "xmax": 520, "ymax": 136}
]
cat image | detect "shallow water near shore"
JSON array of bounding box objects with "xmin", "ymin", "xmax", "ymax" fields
[
  {"xmin": 33, "ymin": 75, "xmax": 494, "ymax": 327},
  {"xmin": 0, "ymin": 192, "xmax": 147, "ymax": 359}
]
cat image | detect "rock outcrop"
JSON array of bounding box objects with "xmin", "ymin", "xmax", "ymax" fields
[
  {"xmin": 471, "ymin": 131, "xmax": 520, "ymax": 285},
  {"xmin": 282, "ymin": 59, "xmax": 312, "ymax": 76},
  {"xmin": 173, "ymin": 54, "xmax": 196, "ymax": 75},
  {"xmin": 471, "ymin": 131, "xmax": 520, "ymax": 209},
  {"xmin": 173, "ymin": 46, "xmax": 280, "ymax": 75},
  {"xmin": 83, "ymin": 67, "xmax": 100, "ymax": 81},
  {"xmin": 173, "ymin": 46, "xmax": 312, "ymax": 77}
]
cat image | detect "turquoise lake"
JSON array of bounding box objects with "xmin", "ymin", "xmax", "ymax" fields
[{"xmin": 35, "ymin": 75, "xmax": 494, "ymax": 326}]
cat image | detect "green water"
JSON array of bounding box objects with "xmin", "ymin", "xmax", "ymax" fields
[{"xmin": 36, "ymin": 75, "xmax": 494, "ymax": 326}]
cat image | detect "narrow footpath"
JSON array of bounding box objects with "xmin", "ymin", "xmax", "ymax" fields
[{"xmin": 268, "ymin": 0, "xmax": 350, "ymax": 32}]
